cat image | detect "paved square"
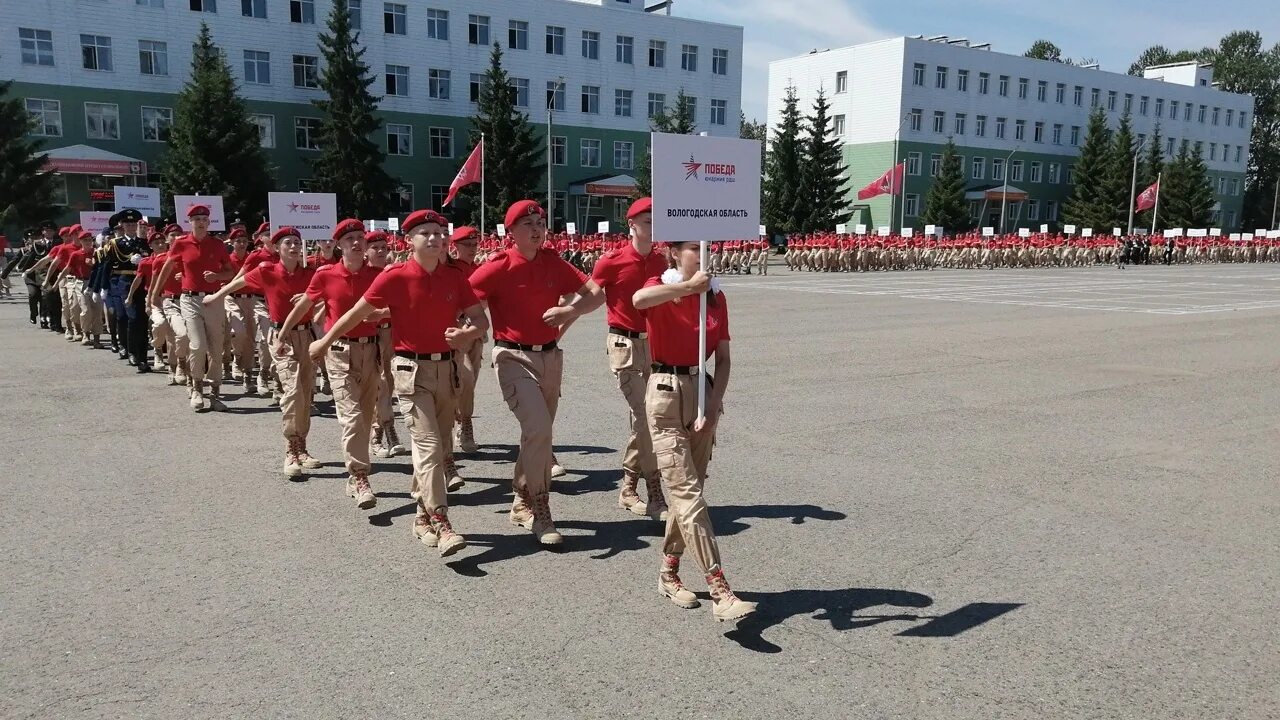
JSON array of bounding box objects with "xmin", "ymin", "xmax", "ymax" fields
[{"xmin": 2, "ymin": 264, "xmax": 1276, "ymax": 720}]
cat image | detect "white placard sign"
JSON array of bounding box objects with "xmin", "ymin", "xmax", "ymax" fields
[
  {"xmin": 566, "ymin": 222, "xmax": 577, "ymax": 235},
  {"xmin": 266, "ymin": 192, "xmax": 336, "ymax": 241},
  {"xmin": 387, "ymin": 217, "xmax": 400, "ymax": 232},
  {"xmin": 924, "ymin": 224, "xmax": 936, "ymax": 236},
  {"xmin": 1270, "ymin": 230, "xmax": 1280, "ymax": 239},
  {"xmin": 78, "ymin": 211, "xmax": 115, "ymax": 235},
  {"xmin": 596, "ymin": 221, "xmax": 610, "ymax": 234},
  {"xmin": 1064, "ymin": 224, "xmax": 1077, "ymax": 234},
  {"xmin": 1018, "ymin": 228, "xmax": 1031, "ymax": 238},
  {"xmin": 1229, "ymin": 233, "xmax": 1241, "ymax": 241},
  {"xmin": 855, "ymin": 224, "xmax": 867, "ymax": 235},
  {"xmin": 1242, "ymin": 233, "xmax": 1254, "ymax": 241},
  {"xmin": 174, "ymin": 195, "xmax": 226, "ymax": 231},
  {"xmin": 650, "ymin": 132, "xmax": 762, "ymax": 243},
  {"xmin": 447, "ymin": 223, "xmax": 455, "ymax": 235},
  {"xmin": 1163, "ymin": 229, "xmax": 1178, "ymax": 238},
  {"xmin": 1209, "ymin": 228, "xmax": 1222, "ymax": 237},
  {"xmin": 1082, "ymin": 228, "xmax": 1094, "ymax": 237},
  {"xmin": 1113, "ymin": 227, "xmax": 1123, "ymax": 236},
  {"xmin": 496, "ymin": 223, "xmax": 507, "ymax": 237},
  {"xmin": 1256, "ymin": 229, "xmax": 1268, "ymax": 237},
  {"xmin": 982, "ymin": 226, "xmax": 995, "ymax": 237},
  {"xmin": 1187, "ymin": 228, "xmax": 1204, "ymax": 237},
  {"xmin": 876, "ymin": 226, "xmax": 891, "ymax": 237},
  {"xmin": 902, "ymin": 227, "xmax": 914, "ymax": 237},
  {"xmin": 835, "ymin": 223, "xmax": 847, "ymax": 235},
  {"xmin": 932, "ymin": 226, "xmax": 944, "ymax": 237},
  {"xmin": 113, "ymin": 186, "xmax": 161, "ymax": 216},
  {"xmin": 1040, "ymin": 224, "xmax": 1049, "ymax": 233},
  {"xmin": 758, "ymin": 224, "xmax": 767, "ymax": 236}
]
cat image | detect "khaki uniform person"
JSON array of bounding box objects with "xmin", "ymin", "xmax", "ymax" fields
[
  {"xmin": 468, "ymin": 200, "xmax": 606, "ymax": 546},
  {"xmin": 152, "ymin": 204, "xmax": 235, "ymax": 412},
  {"xmin": 311, "ymin": 209, "xmax": 488, "ymax": 558},
  {"xmin": 632, "ymin": 242, "xmax": 757, "ymax": 624},
  {"xmin": 448, "ymin": 226, "xmax": 484, "ymax": 455},
  {"xmin": 589, "ymin": 197, "xmax": 668, "ymax": 519},
  {"xmin": 277, "ymin": 220, "xmax": 385, "ymax": 510},
  {"xmin": 362, "ymin": 231, "xmax": 407, "ymax": 462}
]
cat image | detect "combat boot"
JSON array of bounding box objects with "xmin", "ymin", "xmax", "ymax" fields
[
  {"xmin": 347, "ymin": 471, "xmax": 376, "ymax": 509},
  {"xmin": 706, "ymin": 566, "xmax": 757, "ymax": 623},
  {"xmin": 189, "ymin": 387, "xmax": 204, "ymax": 412},
  {"xmin": 205, "ymin": 386, "xmax": 227, "ymax": 412},
  {"xmin": 618, "ymin": 472, "xmax": 647, "ymax": 516},
  {"xmin": 370, "ymin": 425, "xmax": 389, "ymax": 458},
  {"xmin": 384, "ymin": 425, "xmax": 405, "ymax": 456},
  {"xmin": 509, "ymin": 488, "xmax": 534, "ymax": 530},
  {"xmin": 550, "ymin": 454, "xmax": 566, "ymax": 478},
  {"xmin": 456, "ymin": 418, "xmax": 478, "ymax": 454},
  {"xmin": 412, "ymin": 512, "xmax": 437, "ymax": 547},
  {"xmin": 296, "ymin": 439, "xmax": 323, "ymax": 469},
  {"xmin": 529, "ymin": 491, "xmax": 563, "ymax": 546},
  {"xmin": 429, "ymin": 510, "xmax": 467, "ymax": 558},
  {"xmin": 283, "ymin": 436, "xmax": 303, "ymax": 478},
  {"xmin": 644, "ymin": 475, "xmax": 669, "ymax": 522},
  {"xmin": 659, "ymin": 554, "xmax": 699, "ymax": 609},
  {"xmin": 445, "ymin": 454, "xmax": 465, "ymax": 491}
]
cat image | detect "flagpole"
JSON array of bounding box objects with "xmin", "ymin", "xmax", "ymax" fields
[
  {"xmin": 480, "ymin": 133, "xmax": 486, "ymax": 236},
  {"xmin": 697, "ymin": 241, "xmax": 708, "ymax": 424},
  {"xmin": 1152, "ymin": 172, "xmax": 1162, "ymax": 233}
]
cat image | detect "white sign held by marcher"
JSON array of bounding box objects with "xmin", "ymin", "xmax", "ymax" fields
[
  {"xmin": 758, "ymin": 224, "xmax": 767, "ymax": 237},
  {"xmin": 567, "ymin": 222, "xmax": 577, "ymax": 235},
  {"xmin": 387, "ymin": 217, "xmax": 400, "ymax": 232},
  {"xmin": 174, "ymin": 195, "xmax": 226, "ymax": 231},
  {"xmin": 1210, "ymin": 228, "xmax": 1222, "ymax": 237},
  {"xmin": 650, "ymin": 132, "xmax": 761, "ymax": 243},
  {"xmin": 113, "ymin": 186, "xmax": 161, "ymax": 216},
  {"xmin": 79, "ymin": 211, "xmax": 115, "ymax": 235},
  {"xmin": 877, "ymin": 226, "xmax": 891, "ymax": 237},
  {"xmin": 267, "ymin": 192, "xmax": 337, "ymax": 241},
  {"xmin": 902, "ymin": 227, "xmax": 914, "ymax": 237},
  {"xmin": 596, "ymin": 221, "xmax": 610, "ymax": 234},
  {"xmin": 1019, "ymin": 228, "xmax": 1031, "ymax": 238},
  {"xmin": 1082, "ymin": 228, "xmax": 1094, "ymax": 237},
  {"xmin": 1113, "ymin": 227, "xmax": 1123, "ymax": 236},
  {"xmin": 496, "ymin": 223, "xmax": 507, "ymax": 237},
  {"xmin": 835, "ymin": 223, "xmax": 847, "ymax": 235},
  {"xmin": 855, "ymin": 224, "xmax": 867, "ymax": 235},
  {"xmin": 1040, "ymin": 224, "xmax": 1049, "ymax": 233},
  {"xmin": 982, "ymin": 226, "xmax": 994, "ymax": 237},
  {"xmin": 924, "ymin": 224, "xmax": 936, "ymax": 236},
  {"xmin": 1064, "ymin": 224, "xmax": 1077, "ymax": 234}
]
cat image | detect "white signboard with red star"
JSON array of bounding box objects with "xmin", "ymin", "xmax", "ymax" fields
[
  {"xmin": 650, "ymin": 132, "xmax": 762, "ymax": 243},
  {"xmin": 267, "ymin": 192, "xmax": 338, "ymax": 241}
]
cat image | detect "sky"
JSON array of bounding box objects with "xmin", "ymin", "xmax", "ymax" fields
[{"xmin": 691, "ymin": 0, "xmax": 1279, "ymax": 123}]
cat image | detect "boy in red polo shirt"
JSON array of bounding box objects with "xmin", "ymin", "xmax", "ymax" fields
[
  {"xmin": 151, "ymin": 205, "xmax": 235, "ymax": 412},
  {"xmin": 278, "ymin": 220, "xmax": 384, "ymax": 509},
  {"xmin": 468, "ymin": 200, "xmax": 605, "ymax": 546},
  {"xmin": 590, "ymin": 197, "xmax": 668, "ymax": 520},
  {"xmin": 311, "ymin": 210, "xmax": 487, "ymax": 558},
  {"xmin": 448, "ymin": 225, "xmax": 484, "ymax": 453}
]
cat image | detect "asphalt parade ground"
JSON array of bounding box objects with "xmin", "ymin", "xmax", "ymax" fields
[{"xmin": 3, "ymin": 263, "xmax": 1277, "ymax": 720}]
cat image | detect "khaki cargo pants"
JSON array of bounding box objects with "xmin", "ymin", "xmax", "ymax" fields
[
  {"xmin": 271, "ymin": 326, "xmax": 315, "ymax": 440},
  {"xmin": 161, "ymin": 297, "xmax": 189, "ymax": 367},
  {"xmin": 494, "ymin": 345, "xmax": 563, "ymax": 501},
  {"xmin": 180, "ymin": 293, "xmax": 225, "ymax": 389},
  {"xmin": 606, "ymin": 332, "xmax": 658, "ymax": 481},
  {"xmin": 325, "ymin": 339, "xmax": 381, "ymax": 475},
  {"xmin": 456, "ymin": 333, "xmax": 485, "ymax": 423},
  {"xmin": 225, "ymin": 295, "xmax": 257, "ymax": 378},
  {"xmin": 392, "ymin": 354, "xmax": 458, "ymax": 514}
]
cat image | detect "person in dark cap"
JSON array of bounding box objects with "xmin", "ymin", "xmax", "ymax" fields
[
  {"xmin": 23, "ymin": 224, "xmax": 70, "ymax": 333},
  {"xmin": 4, "ymin": 227, "xmax": 49, "ymax": 324},
  {"xmin": 100, "ymin": 208, "xmax": 152, "ymax": 368}
]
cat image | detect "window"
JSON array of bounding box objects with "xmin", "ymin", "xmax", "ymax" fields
[
  {"xmin": 616, "ymin": 35, "xmax": 633, "ymax": 64},
  {"xmin": 995, "ymin": 117, "xmax": 1006, "ymax": 139},
  {"xmin": 139, "ymin": 40, "xmax": 168, "ymax": 75},
  {"xmin": 684, "ymin": 96, "xmax": 697, "ymax": 122},
  {"xmin": 954, "ymin": 112, "xmax": 966, "ymax": 135},
  {"xmin": 1091, "ymin": 88, "xmax": 1100, "ymax": 107},
  {"xmin": 1231, "ymin": 178, "xmax": 1240, "ymax": 195},
  {"xmin": 1047, "ymin": 200, "xmax": 1059, "ymax": 221},
  {"xmin": 386, "ymin": 184, "xmax": 413, "ymax": 214},
  {"xmin": 189, "ymin": 0, "xmax": 216, "ymax": 11},
  {"xmin": 614, "ymin": 89, "xmax": 633, "ymax": 117},
  {"xmin": 508, "ymin": 20, "xmax": 528, "ymax": 50},
  {"xmin": 1209, "ymin": 143, "xmax": 1217, "ymax": 161},
  {"xmin": 469, "ymin": 73, "xmax": 483, "ymax": 103},
  {"xmin": 80, "ymin": 34, "xmax": 113, "ymax": 71},
  {"xmin": 1107, "ymin": 90, "xmax": 1117, "ymax": 111},
  {"xmin": 428, "ymin": 69, "xmax": 450, "ymax": 99},
  {"xmin": 580, "ymin": 138, "xmax": 601, "ymax": 167},
  {"xmin": 546, "ymin": 26, "xmax": 565, "ymax": 55},
  {"xmin": 613, "ymin": 141, "xmax": 634, "ymax": 170},
  {"xmin": 1052, "ymin": 123, "xmax": 1062, "ymax": 144},
  {"xmin": 49, "ymin": 175, "xmax": 68, "ymax": 206},
  {"xmin": 550, "ymin": 136, "xmax": 566, "ymax": 166},
  {"xmin": 1124, "ymin": 93, "xmax": 1132, "ymax": 113},
  {"xmin": 908, "ymin": 108, "xmax": 922, "ymax": 132},
  {"xmin": 1028, "ymin": 199, "xmax": 1040, "ymax": 221},
  {"xmin": 1037, "ymin": 80, "xmax": 1047, "ymax": 102},
  {"xmin": 648, "ymin": 93, "xmax": 665, "ymax": 118},
  {"xmin": 681, "ymin": 44, "xmax": 698, "ymax": 71},
  {"xmin": 1170, "ymin": 100, "xmax": 1180, "ymax": 120},
  {"xmin": 1049, "ymin": 162, "xmax": 1060, "ymax": 184},
  {"xmin": 25, "ymin": 99, "xmax": 62, "ymax": 137},
  {"xmin": 249, "ymin": 114, "xmax": 274, "ymax": 148},
  {"xmin": 347, "ymin": 0, "xmax": 361, "ymax": 29},
  {"xmin": 1139, "ymin": 95, "xmax": 1148, "ymax": 116},
  {"xmin": 1166, "ymin": 137, "xmax": 1176, "ymax": 156},
  {"xmin": 84, "ymin": 102, "xmax": 119, "ymax": 140},
  {"xmin": 421, "ymin": 8, "xmax": 447, "ymax": 39},
  {"xmin": 1184, "ymin": 103, "xmax": 1192, "ymax": 121},
  {"xmin": 428, "ymin": 127, "xmax": 452, "ymax": 158},
  {"xmin": 1225, "ymin": 108, "xmax": 1234, "ymax": 127},
  {"xmin": 972, "ymin": 156, "xmax": 985, "ymax": 180},
  {"xmin": 999, "ymin": 75, "xmax": 1009, "ymax": 97},
  {"xmin": 904, "ymin": 194, "xmax": 919, "ymax": 217},
  {"xmin": 1015, "ymin": 119, "xmax": 1026, "ymax": 141},
  {"xmin": 290, "ymin": 0, "xmax": 314, "ymax": 23},
  {"xmin": 581, "ymin": 85, "xmax": 599, "ymax": 114},
  {"xmin": 139, "ymin": 106, "xmax": 173, "ymax": 142},
  {"xmin": 468, "ymin": 15, "xmax": 489, "ymax": 45},
  {"xmin": 292, "ymin": 55, "xmax": 319, "ymax": 88},
  {"xmin": 295, "ymin": 117, "xmax": 321, "ymax": 149},
  {"xmin": 547, "ymin": 81, "xmax": 565, "ymax": 110},
  {"xmin": 714, "ymin": 48, "xmax": 730, "ymax": 76},
  {"xmin": 383, "ymin": 64, "xmax": 408, "ymax": 96},
  {"xmin": 991, "ymin": 157, "xmax": 1005, "ymax": 181},
  {"xmin": 648, "ymin": 40, "xmax": 665, "ymax": 68},
  {"xmin": 240, "ymin": 0, "xmax": 266, "ymax": 17},
  {"xmin": 975, "ymin": 115, "xmax": 986, "ymax": 137},
  {"xmin": 378, "ymin": 2, "xmax": 405, "ymax": 33},
  {"xmin": 1236, "ymin": 146, "xmax": 1243, "ymax": 163},
  {"xmin": 957, "ymin": 69, "xmax": 969, "ymax": 92},
  {"xmin": 1055, "ymin": 83, "xmax": 1065, "ymax": 104},
  {"xmin": 385, "ymin": 123, "xmax": 411, "ymax": 155},
  {"xmin": 832, "ymin": 113, "xmax": 845, "ymax": 135},
  {"xmin": 1155, "ymin": 97, "xmax": 1164, "ymax": 117},
  {"xmin": 1018, "ymin": 77, "xmax": 1028, "ymax": 99},
  {"xmin": 1196, "ymin": 104, "xmax": 1206, "ymax": 123},
  {"xmin": 1010, "ymin": 160, "xmax": 1024, "ymax": 182},
  {"xmin": 929, "ymin": 153, "xmax": 942, "ymax": 177},
  {"xmin": 1074, "ymin": 85, "xmax": 1083, "ymax": 106},
  {"xmin": 244, "ymin": 50, "xmax": 270, "ymax": 84},
  {"xmin": 932, "ymin": 111, "xmax": 945, "ymax": 133},
  {"xmin": 711, "ymin": 98, "xmax": 727, "ymax": 126},
  {"xmin": 19, "ymin": 28, "xmax": 55, "ymax": 66},
  {"xmin": 1212, "ymin": 106, "xmax": 1221, "ymax": 126},
  {"xmin": 582, "ymin": 30, "xmax": 599, "ymax": 59},
  {"xmin": 137, "ymin": 0, "xmax": 165, "ymax": 6},
  {"xmin": 1071, "ymin": 125, "xmax": 1080, "ymax": 145},
  {"xmin": 1226, "ymin": 209, "xmax": 1235, "ymax": 227},
  {"xmin": 978, "ymin": 72, "xmax": 989, "ymax": 94},
  {"xmin": 1218, "ymin": 176, "xmax": 1227, "ymax": 194},
  {"xmin": 906, "ymin": 152, "xmax": 921, "ymax": 176},
  {"xmin": 936, "ymin": 66, "xmax": 948, "ymax": 89},
  {"xmin": 1029, "ymin": 161, "xmax": 1042, "ymax": 183},
  {"xmin": 1240, "ymin": 111, "xmax": 1247, "ymax": 128},
  {"xmin": 1033, "ymin": 121, "xmax": 1043, "ymax": 143},
  {"xmin": 509, "ymin": 78, "xmax": 529, "ymax": 107},
  {"xmin": 912, "ymin": 63, "xmax": 925, "ymax": 86}
]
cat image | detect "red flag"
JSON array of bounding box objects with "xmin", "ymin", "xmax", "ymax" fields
[
  {"xmin": 443, "ymin": 140, "xmax": 484, "ymax": 206},
  {"xmin": 856, "ymin": 162, "xmax": 904, "ymax": 200},
  {"xmin": 1135, "ymin": 180, "xmax": 1159, "ymax": 212}
]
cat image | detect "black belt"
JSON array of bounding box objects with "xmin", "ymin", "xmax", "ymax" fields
[
  {"xmin": 395, "ymin": 350, "xmax": 454, "ymax": 361},
  {"xmin": 496, "ymin": 339, "xmax": 558, "ymax": 352},
  {"xmin": 608, "ymin": 326, "xmax": 647, "ymax": 340},
  {"xmin": 230, "ymin": 292, "xmax": 254, "ymax": 298},
  {"xmin": 332, "ymin": 335, "xmax": 380, "ymax": 349},
  {"xmin": 652, "ymin": 363, "xmax": 700, "ymax": 376},
  {"xmin": 181, "ymin": 290, "xmax": 207, "ymax": 297}
]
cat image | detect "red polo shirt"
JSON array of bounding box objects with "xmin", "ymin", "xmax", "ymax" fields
[
  {"xmin": 49, "ymin": 242, "xmax": 75, "ymax": 269},
  {"xmin": 363, "ymin": 259, "xmax": 479, "ymax": 354},
  {"xmin": 65, "ymin": 247, "xmax": 92, "ymax": 279},
  {"xmin": 452, "ymin": 257, "xmax": 478, "ymax": 279},
  {"xmin": 229, "ymin": 250, "xmax": 250, "ymax": 270},
  {"xmin": 639, "ymin": 277, "xmax": 730, "ymax": 367},
  {"xmin": 244, "ymin": 261, "xmax": 316, "ymax": 323},
  {"xmin": 468, "ymin": 247, "xmax": 586, "ymax": 346},
  {"xmin": 307, "ymin": 253, "xmax": 339, "ymax": 268},
  {"xmin": 168, "ymin": 233, "xmax": 231, "ymax": 293},
  {"xmin": 590, "ymin": 243, "xmax": 667, "ymax": 333},
  {"xmin": 305, "ymin": 261, "xmax": 380, "ymax": 338}
]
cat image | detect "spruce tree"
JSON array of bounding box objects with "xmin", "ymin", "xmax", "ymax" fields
[
  {"xmin": 462, "ymin": 43, "xmax": 544, "ymax": 228},
  {"xmin": 1161, "ymin": 146, "xmax": 1216, "ymax": 229},
  {"xmin": 1063, "ymin": 107, "xmax": 1113, "ymax": 230},
  {"xmin": 763, "ymin": 86, "xmax": 803, "ymax": 236},
  {"xmin": 1137, "ymin": 124, "xmax": 1164, "ymax": 231},
  {"xmin": 0, "ymin": 80, "xmax": 58, "ymax": 229},
  {"xmin": 796, "ymin": 90, "xmax": 850, "ymax": 232},
  {"xmin": 311, "ymin": 0, "xmax": 397, "ymax": 218},
  {"xmin": 162, "ymin": 23, "xmax": 275, "ymax": 220},
  {"xmin": 634, "ymin": 89, "xmax": 696, "ymax": 198},
  {"xmin": 1102, "ymin": 111, "xmax": 1137, "ymax": 230},
  {"xmin": 922, "ymin": 138, "xmax": 971, "ymax": 233}
]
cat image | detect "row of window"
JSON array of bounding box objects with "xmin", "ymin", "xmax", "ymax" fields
[
  {"xmin": 18, "ymin": 14, "xmax": 732, "ymax": 74},
  {"xmin": 907, "ymin": 108, "xmax": 1247, "ymax": 165},
  {"xmin": 902, "ymin": 63, "xmax": 1248, "ymax": 129}
]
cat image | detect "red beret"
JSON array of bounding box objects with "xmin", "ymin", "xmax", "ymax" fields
[
  {"xmin": 163, "ymin": 224, "xmax": 183, "ymax": 235},
  {"xmin": 626, "ymin": 197, "xmax": 652, "ymax": 219},
  {"xmin": 57, "ymin": 226, "xmax": 71, "ymax": 236},
  {"xmin": 78, "ymin": 230, "xmax": 94, "ymax": 241},
  {"xmin": 270, "ymin": 226, "xmax": 301, "ymax": 244},
  {"xmin": 228, "ymin": 228, "xmax": 247, "ymax": 240},
  {"xmin": 504, "ymin": 200, "xmax": 545, "ymax": 229},
  {"xmin": 450, "ymin": 226, "xmax": 480, "ymax": 243},
  {"xmin": 147, "ymin": 232, "xmax": 165, "ymax": 243},
  {"xmin": 186, "ymin": 204, "xmax": 211, "ymax": 218},
  {"xmin": 68, "ymin": 224, "xmax": 83, "ymax": 236},
  {"xmin": 332, "ymin": 218, "xmax": 365, "ymax": 242},
  {"xmin": 364, "ymin": 230, "xmax": 389, "ymax": 244},
  {"xmin": 255, "ymin": 222, "xmax": 271, "ymax": 236},
  {"xmin": 402, "ymin": 209, "xmax": 448, "ymax": 235}
]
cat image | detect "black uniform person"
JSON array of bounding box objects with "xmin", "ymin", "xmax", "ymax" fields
[
  {"xmin": 1163, "ymin": 234, "xmax": 1176, "ymax": 265},
  {"xmin": 99, "ymin": 210, "xmax": 151, "ymax": 366},
  {"xmin": 23, "ymin": 223, "xmax": 66, "ymax": 331},
  {"xmin": 3, "ymin": 228, "xmax": 47, "ymax": 325}
]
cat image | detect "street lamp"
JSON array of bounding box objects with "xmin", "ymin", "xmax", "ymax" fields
[
  {"xmin": 999, "ymin": 147, "xmax": 1019, "ymax": 234},
  {"xmin": 547, "ymin": 76, "xmax": 565, "ymax": 232},
  {"xmin": 891, "ymin": 110, "xmax": 913, "ymax": 233},
  {"xmin": 1127, "ymin": 135, "xmax": 1149, "ymax": 235}
]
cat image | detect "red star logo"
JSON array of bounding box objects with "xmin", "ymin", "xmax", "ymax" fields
[
  {"xmin": 683, "ymin": 155, "xmax": 701, "ymax": 180},
  {"xmin": 288, "ymin": 202, "xmax": 299, "ymax": 212}
]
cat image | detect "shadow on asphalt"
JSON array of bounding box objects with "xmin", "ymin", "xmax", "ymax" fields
[
  {"xmin": 476, "ymin": 443, "xmax": 617, "ymax": 465},
  {"xmin": 710, "ymin": 504, "xmax": 848, "ymax": 536}
]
